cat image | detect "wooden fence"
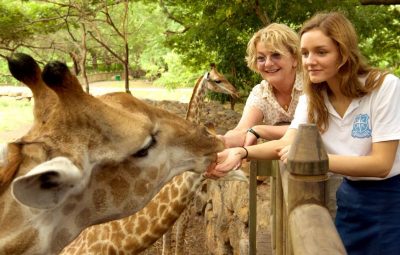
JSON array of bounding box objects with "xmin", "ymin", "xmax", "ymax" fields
[{"xmin": 248, "ymin": 124, "xmax": 346, "ymax": 255}]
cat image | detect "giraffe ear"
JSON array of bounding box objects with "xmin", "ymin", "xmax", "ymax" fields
[{"xmin": 11, "ymin": 157, "xmax": 83, "ymax": 209}]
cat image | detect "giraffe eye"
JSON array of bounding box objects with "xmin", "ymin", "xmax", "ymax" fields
[
  {"xmin": 214, "ymin": 80, "xmax": 221, "ymax": 84},
  {"xmin": 132, "ymin": 134, "xmax": 157, "ymax": 158}
]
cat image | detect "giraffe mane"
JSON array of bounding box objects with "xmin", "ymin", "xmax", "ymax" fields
[{"xmin": 185, "ymin": 75, "xmax": 205, "ymax": 120}]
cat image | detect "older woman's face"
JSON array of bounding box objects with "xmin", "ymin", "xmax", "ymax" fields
[
  {"xmin": 300, "ymin": 29, "xmax": 341, "ymax": 86},
  {"xmin": 255, "ymin": 42, "xmax": 297, "ymax": 88}
]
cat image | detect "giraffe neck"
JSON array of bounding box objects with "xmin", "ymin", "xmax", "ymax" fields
[
  {"xmin": 0, "ymin": 196, "xmax": 85, "ymax": 255},
  {"xmin": 1, "ymin": 164, "xmax": 173, "ymax": 255},
  {"xmin": 60, "ymin": 172, "xmax": 204, "ymax": 254},
  {"xmin": 185, "ymin": 73, "xmax": 208, "ymax": 124}
]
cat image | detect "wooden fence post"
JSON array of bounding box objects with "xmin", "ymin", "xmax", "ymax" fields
[
  {"xmin": 286, "ymin": 124, "xmax": 329, "ymax": 212},
  {"xmin": 286, "ymin": 124, "xmax": 346, "ymax": 254},
  {"xmin": 248, "ymin": 160, "xmax": 274, "ymax": 255}
]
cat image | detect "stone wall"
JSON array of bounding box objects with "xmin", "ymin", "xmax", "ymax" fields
[{"xmin": 205, "ymin": 171, "xmax": 271, "ymax": 255}]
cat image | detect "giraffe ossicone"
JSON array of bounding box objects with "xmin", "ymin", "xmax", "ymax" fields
[{"xmin": 0, "ymin": 53, "xmax": 224, "ymax": 255}]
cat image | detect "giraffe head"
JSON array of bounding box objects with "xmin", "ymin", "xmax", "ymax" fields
[
  {"xmin": 0, "ymin": 53, "xmax": 224, "ymax": 254},
  {"xmin": 186, "ymin": 64, "xmax": 240, "ymax": 122},
  {"xmin": 205, "ymin": 63, "xmax": 239, "ymax": 99}
]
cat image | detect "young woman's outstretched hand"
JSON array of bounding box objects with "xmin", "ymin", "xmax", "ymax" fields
[{"xmin": 205, "ymin": 147, "xmax": 244, "ymax": 178}]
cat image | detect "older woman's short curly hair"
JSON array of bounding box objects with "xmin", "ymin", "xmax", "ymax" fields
[{"xmin": 246, "ymin": 23, "xmax": 301, "ymax": 73}]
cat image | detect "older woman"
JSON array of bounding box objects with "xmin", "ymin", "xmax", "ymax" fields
[{"xmin": 222, "ymin": 23, "xmax": 302, "ymax": 148}]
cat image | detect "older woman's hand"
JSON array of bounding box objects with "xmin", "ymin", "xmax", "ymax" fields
[{"xmin": 205, "ymin": 147, "xmax": 244, "ymax": 178}]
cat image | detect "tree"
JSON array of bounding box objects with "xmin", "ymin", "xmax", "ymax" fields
[
  {"xmin": 0, "ymin": 0, "xmax": 62, "ymax": 83},
  {"xmin": 0, "ymin": 1, "xmax": 60, "ymax": 57},
  {"xmin": 361, "ymin": 0, "xmax": 400, "ymax": 4},
  {"xmin": 33, "ymin": 0, "xmax": 95, "ymax": 92},
  {"xmin": 1, "ymin": 0, "xmax": 179, "ymax": 90},
  {"xmin": 1, "ymin": 0, "xmax": 398, "ymax": 91},
  {"xmin": 155, "ymin": 0, "xmax": 400, "ymax": 92}
]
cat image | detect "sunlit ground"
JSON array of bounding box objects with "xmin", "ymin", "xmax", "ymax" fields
[{"xmin": 0, "ymin": 81, "xmax": 194, "ymax": 143}]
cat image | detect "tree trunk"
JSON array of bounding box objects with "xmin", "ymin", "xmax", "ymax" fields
[
  {"xmin": 69, "ymin": 52, "xmax": 81, "ymax": 76},
  {"xmin": 90, "ymin": 50, "xmax": 98, "ymax": 70},
  {"xmin": 80, "ymin": 24, "xmax": 90, "ymax": 93}
]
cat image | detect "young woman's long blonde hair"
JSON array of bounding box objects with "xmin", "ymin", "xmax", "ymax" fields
[{"xmin": 299, "ymin": 12, "xmax": 388, "ymax": 132}]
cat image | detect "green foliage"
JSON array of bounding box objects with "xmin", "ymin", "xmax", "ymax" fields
[
  {"xmin": 152, "ymin": 51, "xmax": 202, "ymax": 88},
  {"xmin": 158, "ymin": 0, "xmax": 399, "ymax": 94},
  {"xmin": 354, "ymin": 5, "xmax": 400, "ymax": 76},
  {"xmin": 0, "ymin": 1, "xmax": 33, "ymax": 50},
  {"xmin": 0, "ymin": 0, "xmax": 60, "ymax": 51},
  {"xmin": 128, "ymin": 2, "xmax": 168, "ymax": 71},
  {"xmin": 0, "ymin": 0, "xmax": 398, "ymax": 95}
]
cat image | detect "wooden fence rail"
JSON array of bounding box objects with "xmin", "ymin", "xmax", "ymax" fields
[{"xmin": 248, "ymin": 124, "xmax": 346, "ymax": 255}]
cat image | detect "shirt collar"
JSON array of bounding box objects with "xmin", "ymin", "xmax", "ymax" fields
[
  {"xmin": 262, "ymin": 72, "xmax": 303, "ymax": 98},
  {"xmin": 322, "ymin": 90, "xmax": 361, "ymax": 119}
]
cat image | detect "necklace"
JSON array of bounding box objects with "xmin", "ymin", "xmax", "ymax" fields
[
  {"xmin": 283, "ymin": 104, "xmax": 289, "ymax": 111},
  {"xmin": 273, "ymin": 87, "xmax": 291, "ymax": 111}
]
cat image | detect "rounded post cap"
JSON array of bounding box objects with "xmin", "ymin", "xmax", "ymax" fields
[{"xmin": 287, "ymin": 124, "xmax": 328, "ymax": 175}]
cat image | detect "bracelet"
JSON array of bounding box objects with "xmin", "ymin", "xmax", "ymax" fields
[
  {"xmin": 241, "ymin": 146, "xmax": 248, "ymax": 159},
  {"xmin": 247, "ymin": 127, "xmax": 260, "ymax": 139}
]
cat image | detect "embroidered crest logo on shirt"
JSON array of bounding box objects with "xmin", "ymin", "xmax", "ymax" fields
[{"xmin": 351, "ymin": 114, "xmax": 372, "ymax": 138}]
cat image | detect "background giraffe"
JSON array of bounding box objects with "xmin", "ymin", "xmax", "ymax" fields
[
  {"xmin": 61, "ymin": 64, "xmax": 244, "ymax": 255},
  {"xmin": 0, "ymin": 54, "xmax": 224, "ymax": 255}
]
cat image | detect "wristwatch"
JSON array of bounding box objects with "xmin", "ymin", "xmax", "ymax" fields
[{"xmin": 247, "ymin": 127, "xmax": 260, "ymax": 139}]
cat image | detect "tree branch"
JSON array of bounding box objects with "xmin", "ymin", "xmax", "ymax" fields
[
  {"xmin": 254, "ymin": 0, "xmax": 271, "ymax": 25},
  {"xmin": 360, "ymin": 0, "xmax": 400, "ymax": 4},
  {"xmin": 159, "ymin": 0, "xmax": 190, "ymax": 34},
  {"xmin": 88, "ymin": 31, "xmax": 124, "ymax": 63}
]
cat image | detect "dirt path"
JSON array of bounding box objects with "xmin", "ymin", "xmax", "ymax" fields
[
  {"xmin": 0, "ymin": 124, "xmax": 32, "ymax": 142},
  {"xmin": 0, "ymin": 81, "xmax": 194, "ymax": 142}
]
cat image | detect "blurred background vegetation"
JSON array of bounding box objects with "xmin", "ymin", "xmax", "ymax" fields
[{"xmin": 0, "ymin": 0, "xmax": 399, "ymax": 100}]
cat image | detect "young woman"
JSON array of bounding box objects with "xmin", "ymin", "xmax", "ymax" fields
[
  {"xmin": 207, "ymin": 12, "xmax": 400, "ymax": 255},
  {"xmin": 221, "ymin": 23, "xmax": 302, "ymax": 148}
]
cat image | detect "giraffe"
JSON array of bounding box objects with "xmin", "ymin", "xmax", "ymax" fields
[
  {"xmin": 60, "ymin": 64, "xmax": 243, "ymax": 255},
  {"xmin": 0, "ymin": 53, "xmax": 225, "ymax": 255},
  {"xmin": 186, "ymin": 63, "xmax": 239, "ymax": 121},
  {"xmin": 162, "ymin": 64, "xmax": 240, "ymax": 255}
]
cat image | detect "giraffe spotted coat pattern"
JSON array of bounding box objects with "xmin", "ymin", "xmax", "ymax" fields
[
  {"xmin": 61, "ymin": 64, "xmax": 243, "ymax": 255},
  {"xmin": 0, "ymin": 54, "xmax": 224, "ymax": 255}
]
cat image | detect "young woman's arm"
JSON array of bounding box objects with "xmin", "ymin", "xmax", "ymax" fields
[
  {"xmin": 330, "ymin": 75, "xmax": 400, "ymax": 178},
  {"xmin": 208, "ymin": 129, "xmax": 297, "ymax": 178},
  {"xmin": 329, "ymin": 140, "xmax": 398, "ymax": 178}
]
